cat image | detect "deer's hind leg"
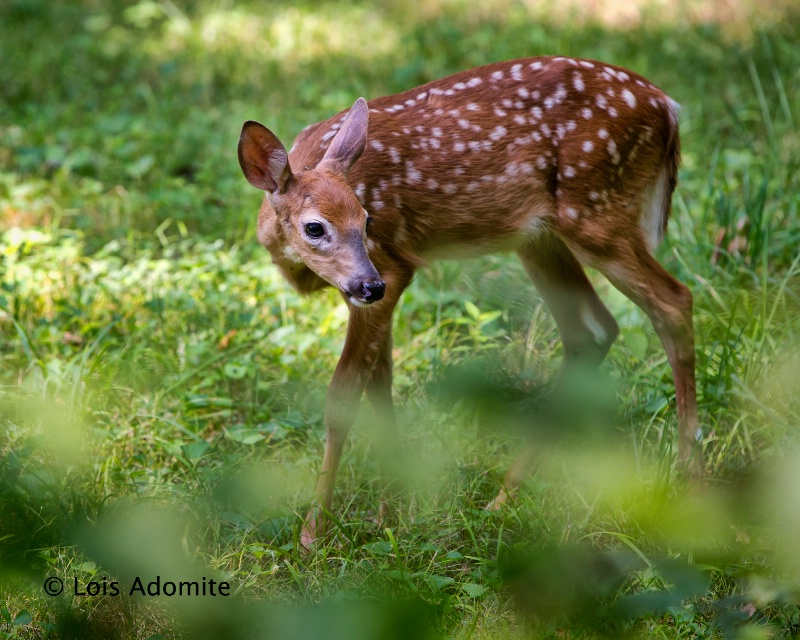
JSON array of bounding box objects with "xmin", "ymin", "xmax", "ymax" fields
[
  {"xmin": 566, "ymin": 228, "xmax": 702, "ymax": 479},
  {"xmin": 488, "ymin": 230, "xmax": 619, "ymax": 508}
]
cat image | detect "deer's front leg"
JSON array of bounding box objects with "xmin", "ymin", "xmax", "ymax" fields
[
  {"xmin": 301, "ymin": 267, "xmax": 411, "ymax": 548},
  {"xmin": 364, "ymin": 330, "xmax": 401, "ymax": 523},
  {"xmin": 301, "ymin": 316, "xmax": 380, "ymax": 548}
]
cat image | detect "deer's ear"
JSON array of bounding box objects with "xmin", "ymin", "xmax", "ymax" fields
[
  {"xmin": 238, "ymin": 121, "xmax": 292, "ymax": 193},
  {"xmin": 318, "ymin": 97, "xmax": 369, "ymax": 176}
]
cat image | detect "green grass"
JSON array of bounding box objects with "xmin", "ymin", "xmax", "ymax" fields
[{"xmin": 2, "ymin": 0, "xmax": 800, "ymax": 638}]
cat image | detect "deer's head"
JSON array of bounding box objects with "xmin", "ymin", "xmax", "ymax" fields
[{"xmin": 238, "ymin": 98, "xmax": 385, "ymax": 306}]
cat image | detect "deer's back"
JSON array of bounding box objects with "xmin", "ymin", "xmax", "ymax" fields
[{"xmin": 289, "ymin": 56, "xmax": 679, "ymax": 260}]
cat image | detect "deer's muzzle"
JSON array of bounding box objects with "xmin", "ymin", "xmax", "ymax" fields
[{"xmin": 345, "ymin": 276, "xmax": 386, "ymax": 306}]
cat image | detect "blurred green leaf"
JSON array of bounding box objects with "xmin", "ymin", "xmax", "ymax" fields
[
  {"xmin": 12, "ymin": 610, "xmax": 32, "ymax": 626},
  {"xmin": 461, "ymin": 583, "xmax": 488, "ymax": 598},
  {"xmin": 181, "ymin": 441, "xmax": 210, "ymax": 460}
]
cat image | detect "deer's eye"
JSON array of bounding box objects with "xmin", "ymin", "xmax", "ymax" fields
[{"xmin": 304, "ymin": 222, "xmax": 325, "ymax": 238}]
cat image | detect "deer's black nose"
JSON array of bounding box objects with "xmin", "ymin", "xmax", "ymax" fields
[{"xmin": 362, "ymin": 280, "xmax": 386, "ymax": 302}]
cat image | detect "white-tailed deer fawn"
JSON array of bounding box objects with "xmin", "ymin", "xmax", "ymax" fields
[{"xmin": 238, "ymin": 56, "xmax": 703, "ymax": 545}]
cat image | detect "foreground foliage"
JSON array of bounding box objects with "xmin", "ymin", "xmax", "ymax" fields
[{"xmin": 2, "ymin": 0, "xmax": 799, "ymax": 638}]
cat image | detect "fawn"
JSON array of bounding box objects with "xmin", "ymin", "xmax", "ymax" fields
[{"xmin": 238, "ymin": 56, "xmax": 703, "ymax": 545}]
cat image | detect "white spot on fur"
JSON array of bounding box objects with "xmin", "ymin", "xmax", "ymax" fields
[
  {"xmin": 443, "ymin": 183, "xmax": 458, "ymax": 195},
  {"xmin": 607, "ymin": 139, "xmax": 621, "ymax": 164},
  {"xmin": 598, "ymin": 128, "xmax": 609, "ymax": 139},
  {"xmin": 491, "ymin": 70, "xmax": 504, "ymax": 81},
  {"xmin": 489, "ymin": 125, "xmax": 508, "ymax": 141},
  {"xmin": 530, "ymin": 61, "xmax": 543, "ymax": 71},
  {"xmin": 582, "ymin": 140, "xmax": 594, "ymax": 152},
  {"xmin": 388, "ymin": 147, "xmax": 401, "ymax": 164},
  {"xmin": 596, "ymin": 94, "xmax": 608, "ymax": 110},
  {"xmin": 579, "ymin": 60, "xmax": 595, "ymax": 68},
  {"xmin": 622, "ymin": 89, "xmax": 637, "ymax": 109},
  {"xmin": 467, "ymin": 77, "xmax": 483, "ymax": 88},
  {"xmin": 511, "ymin": 63, "xmax": 524, "ymax": 81},
  {"xmin": 405, "ymin": 161, "xmax": 422, "ymax": 184},
  {"xmin": 371, "ymin": 188, "xmax": 385, "ymax": 210},
  {"xmin": 608, "ymin": 106, "xmax": 618, "ymax": 118},
  {"xmin": 563, "ymin": 166, "xmax": 577, "ymax": 178},
  {"xmin": 370, "ymin": 139, "xmax": 384, "ymax": 152},
  {"xmin": 454, "ymin": 141, "xmax": 466, "ymax": 152},
  {"xmin": 494, "ymin": 107, "xmax": 507, "ymax": 118},
  {"xmin": 426, "ymin": 178, "xmax": 439, "ymax": 190},
  {"xmin": 581, "ymin": 107, "xmax": 593, "ymax": 120},
  {"xmin": 572, "ymin": 73, "xmax": 585, "ymax": 92}
]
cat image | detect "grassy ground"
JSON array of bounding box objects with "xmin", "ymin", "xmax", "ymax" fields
[{"xmin": 2, "ymin": 0, "xmax": 800, "ymax": 638}]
